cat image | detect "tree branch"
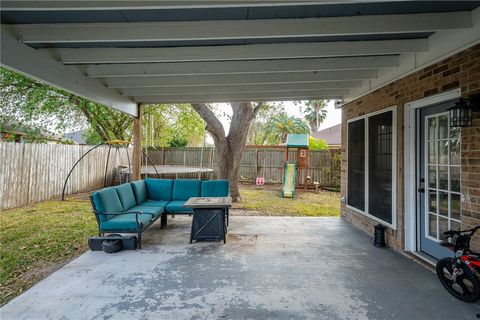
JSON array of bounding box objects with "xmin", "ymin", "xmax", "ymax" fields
[{"xmin": 191, "ymin": 103, "xmax": 226, "ymax": 142}]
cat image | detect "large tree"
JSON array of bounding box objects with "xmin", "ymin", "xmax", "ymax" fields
[
  {"xmin": 1, "ymin": 67, "xmax": 205, "ymax": 147},
  {"xmin": 191, "ymin": 103, "xmax": 263, "ymax": 202},
  {"xmin": 303, "ymin": 100, "xmax": 328, "ymax": 132},
  {"xmin": 264, "ymin": 112, "xmax": 310, "ymax": 144}
]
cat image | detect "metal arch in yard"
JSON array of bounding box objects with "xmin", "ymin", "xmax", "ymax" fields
[
  {"xmin": 61, "ymin": 142, "xmax": 108, "ymax": 201},
  {"xmin": 61, "ymin": 141, "xmax": 159, "ymax": 201}
]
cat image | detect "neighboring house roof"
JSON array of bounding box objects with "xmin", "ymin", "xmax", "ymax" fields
[
  {"xmin": 0, "ymin": 119, "xmax": 73, "ymax": 143},
  {"xmin": 311, "ymin": 124, "xmax": 341, "ymax": 146},
  {"xmin": 286, "ymin": 134, "xmax": 309, "ymax": 148},
  {"xmin": 64, "ymin": 130, "xmax": 86, "ymax": 145}
]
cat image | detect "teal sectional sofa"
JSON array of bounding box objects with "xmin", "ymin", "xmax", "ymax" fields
[{"xmin": 90, "ymin": 179, "xmax": 229, "ymax": 248}]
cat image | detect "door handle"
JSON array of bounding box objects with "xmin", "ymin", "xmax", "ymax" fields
[{"xmin": 418, "ymin": 177, "xmax": 425, "ymax": 193}]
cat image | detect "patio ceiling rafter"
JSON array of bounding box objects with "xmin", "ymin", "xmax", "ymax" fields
[
  {"xmin": 83, "ymin": 56, "xmax": 398, "ymax": 77},
  {"xmin": 48, "ymin": 39, "xmax": 427, "ymax": 64},
  {"xmin": 0, "ymin": 1, "xmax": 416, "ymax": 11},
  {"xmin": 103, "ymin": 70, "xmax": 377, "ymax": 88},
  {"xmin": 0, "ymin": 29, "xmax": 137, "ymax": 116},
  {"xmin": 8, "ymin": 12, "xmax": 472, "ymax": 43},
  {"xmin": 133, "ymin": 92, "xmax": 344, "ymax": 104},
  {"xmin": 119, "ymin": 81, "xmax": 361, "ymax": 96},
  {"xmin": 0, "ymin": 1, "xmax": 478, "ymax": 108}
]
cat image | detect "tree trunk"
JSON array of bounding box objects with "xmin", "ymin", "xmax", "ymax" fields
[{"xmin": 191, "ymin": 102, "xmax": 260, "ymax": 202}]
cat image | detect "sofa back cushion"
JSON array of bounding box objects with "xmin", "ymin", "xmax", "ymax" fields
[
  {"xmin": 91, "ymin": 187, "xmax": 123, "ymax": 222},
  {"xmin": 145, "ymin": 178, "xmax": 173, "ymax": 201},
  {"xmin": 201, "ymin": 180, "xmax": 230, "ymax": 197},
  {"xmin": 115, "ymin": 183, "xmax": 137, "ymax": 211},
  {"xmin": 131, "ymin": 180, "xmax": 147, "ymax": 205},
  {"xmin": 172, "ymin": 179, "xmax": 201, "ymax": 200}
]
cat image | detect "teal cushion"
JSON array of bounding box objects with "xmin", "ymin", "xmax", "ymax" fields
[
  {"xmin": 201, "ymin": 180, "xmax": 230, "ymax": 197},
  {"xmin": 165, "ymin": 200, "xmax": 193, "ymax": 214},
  {"xmin": 127, "ymin": 205, "xmax": 164, "ymax": 219},
  {"xmin": 115, "ymin": 184, "xmax": 137, "ymax": 211},
  {"xmin": 139, "ymin": 200, "xmax": 169, "ymax": 208},
  {"xmin": 172, "ymin": 179, "xmax": 201, "ymax": 201},
  {"xmin": 145, "ymin": 179, "xmax": 173, "ymax": 201},
  {"xmin": 131, "ymin": 180, "xmax": 147, "ymax": 205},
  {"xmin": 100, "ymin": 213, "xmax": 153, "ymax": 231},
  {"xmin": 91, "ymin": 187, "xmax": 123, "ymax": 222}
]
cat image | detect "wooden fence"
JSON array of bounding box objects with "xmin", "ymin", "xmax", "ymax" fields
[
  {"xmin": 0, "ymin": 143, "xmax": 340, "ymax": 210},
  {"xmin": 144, "ymin": 147, "xmax": 341, "ymax": 187},
  {"xmin": 0, "ymin": 142, "xmax": 129, "ymax": 210}
]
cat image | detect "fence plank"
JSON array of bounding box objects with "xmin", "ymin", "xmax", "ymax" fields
[
  {"xmin": 145, "ymin": 147, "xmax": 340, "ymax": 187},
  {"xmin": 0, "ymin": 142, "xmax": 129, "ymax": 210},
  {"xmin": 1, "ymin": 143, "xmax": 340, "ymax": 210}
]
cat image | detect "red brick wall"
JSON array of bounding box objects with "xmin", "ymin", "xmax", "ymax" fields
[{"xmin": 341, "ymin": 44, "xmax": 480, "ymax": 251}]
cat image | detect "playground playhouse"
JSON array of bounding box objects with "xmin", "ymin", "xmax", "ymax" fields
[{"xmin": 282, "ymin": 134, "xmax": 310, "ymax": 198}]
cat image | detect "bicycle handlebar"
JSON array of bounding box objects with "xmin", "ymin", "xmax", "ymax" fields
[{"xmin": 444, "ymin": 226, "xmax": 480, "ymax": 237}]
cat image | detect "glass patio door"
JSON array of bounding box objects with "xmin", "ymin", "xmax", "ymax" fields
[{"xmin": 418, "ymin": 102, "xmax": 461, "ymax": 259}]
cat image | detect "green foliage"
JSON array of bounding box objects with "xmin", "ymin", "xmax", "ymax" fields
[
  {"xmin": 303, "ymin": 100, "xmax": 328, "ymax": 132},
  {"xmin": 1, "ymin": 67, "xmax": 132, "ymax": 142},
  {"xmin": 142, "ymin": 104, "xmax": 205, "ymax": 148},
  {"xmin": 168, "ymin": 134, "xmax": 189, "ymax": 147},
  {"xmin": 1, "ymin": 67, "xmax": 205, "ymax": 146},
  {"xmin": 246, "ymin": 102, "xmax": 285, "ymax": 145},
  {"xmin": 264, "ymin": 112, "xmax": 310, "ymax": 144},
  {"xmin": 309, "ymin": 136, "xmax": 329, "ymax": 150}
]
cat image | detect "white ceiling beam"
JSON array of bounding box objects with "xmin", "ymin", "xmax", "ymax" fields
[
  {"xmin": 131, "ymin": 88, "xmax": 348, "ymax": 97},
  {"xmin": 0, "ymin": 1, "xmax": 411, "ymax": 11},
  {"xmin": 120, "ymin": 81, "xmax": 360, "ymax": 95},
  {"xmin": 52, "ymin": 39, "xmax": 427, "ymax": 64},
  {"xmin": 85, "ymin": 56, "xmax": 398, "ymax": 77},
  {"xmin": 11, "ymin": 12, "xmax": 471, "ymax": 43},
  {"xmin": 0, "ymin": 29, "xmax": 137, "ymax": 116},
  {"xmin": 134, "ymin": 91, "xmax": 345, "ymax": 104},
  {"xmin": 105, "ymin": 70, "xmax": 377, "ymax": 88},
  {"xmin": 345, "ymin": 7, "xmax": 480, "ymax": 103}
]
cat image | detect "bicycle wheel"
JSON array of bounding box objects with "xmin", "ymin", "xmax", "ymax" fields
[{"xmin": 436, "ymin": 257, "xmax": 480, "ymax": 302}]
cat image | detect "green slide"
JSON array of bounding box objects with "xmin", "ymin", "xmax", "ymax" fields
[{"xmin": 282, "ymin": 161, "xmax": 296, "ymax": 198}]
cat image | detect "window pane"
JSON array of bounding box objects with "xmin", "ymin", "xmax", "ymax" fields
[
  {"xmin": 439, "ymin": 216, "xmax": 449, "ymax": 240},
  {"xmin": 348, "ymin": 119, "xmax": 365, "ymax": 211},
  {"xmin": 428, "ymin": 166, "xmax": 436, "ymax": 189},
  {"xmin": 428, "ymin": 190, "xmax": 437, "ymax": 213},
  {"xmin": 450, "ymin": 139, "xmax": 461, "ymax": 165},
  {"xmin": 438, "ymin": 115, "xmax": 448, "ymax": 139},
  {"xmin": 438, "ymin": 191, "xmax": 449, "ymax": 217},
  {"xmin": 450, "ymin": 194, "xmax": 461, "ymax": 221},
  {"xmin": 428, "ymin": 214, "xmax": 437, "ymax": 238},
  {"xmin": 368, "ymin": 111, "xmax": 393, "ymax": 224},
  {"xmin": 451, "ymin": 166, "xmax": 460, "ymax": 192},
  {"xmin": 428, "ymin": 118, "xmax": 437, "ymax": 140},
  {"xmin": 438, "ymin": 166, "xmax": 448, "ymax": 190},
  {"xmin": 438, "ymin": 140, "xmax": 448, "ymax": 165}
]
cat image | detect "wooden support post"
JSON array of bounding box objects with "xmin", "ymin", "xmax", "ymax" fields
[{"xmin": 132, "ymin": 103, "xmax": 143, "ymax": 181}]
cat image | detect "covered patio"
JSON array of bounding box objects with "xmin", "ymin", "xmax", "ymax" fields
[
  {"xmin": 1, "ymin": 1, "xmax": 480, "ymax": 318},
  {"xmin": 2, "ymin": 216, "xmax": 479, "ymax": 319}
]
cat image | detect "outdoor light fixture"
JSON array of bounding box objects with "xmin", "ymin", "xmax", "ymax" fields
[{"xmin": 448, "ymin": 94, "xmax": 480, "ymax": 127}]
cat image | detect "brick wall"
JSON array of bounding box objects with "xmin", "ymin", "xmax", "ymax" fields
[
  {"xmin": 341, "ymin": 43, "xmax": 480, "ymax": 252},
  {"xmin": 461, "ymin": 117, "xmax": 480, "ymax": 250}
]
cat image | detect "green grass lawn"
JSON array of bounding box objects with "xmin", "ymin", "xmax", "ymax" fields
[
  {"xmin": 0, "ymin": 185, "xmax": 339, "ymax": 305},
  {"xmin": 234, "ymin": 185, "xmax": 340, "ymax": 216},
  {"xmin": 0, "ymin": 200, "xmax": 95, "ymax": 306}
]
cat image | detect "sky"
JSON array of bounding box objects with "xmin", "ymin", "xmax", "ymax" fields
[{"xmin": 211, "ymin": 99, "xmax": 341, "ymax": 135}]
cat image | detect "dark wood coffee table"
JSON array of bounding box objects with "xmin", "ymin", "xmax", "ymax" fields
[{"xmin": 184, "ymin": 197, "xmax": 232, "ymax": 244}]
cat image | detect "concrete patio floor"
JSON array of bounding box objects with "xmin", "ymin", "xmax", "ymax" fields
[{"xmin": 1, "ymin": 216, "xmax": 479, "ymax": 320}]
